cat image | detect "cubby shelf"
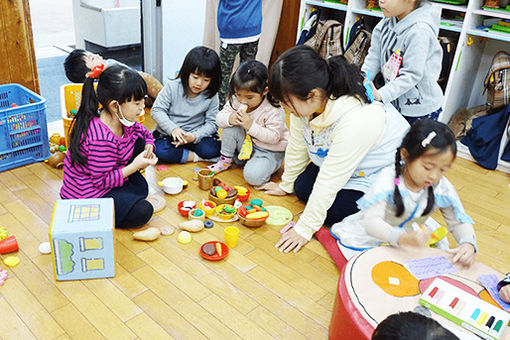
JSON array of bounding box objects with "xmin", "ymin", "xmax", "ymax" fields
[{"xmin": 298, "ymin": 0, "xmax": 510, "ymax": 173}]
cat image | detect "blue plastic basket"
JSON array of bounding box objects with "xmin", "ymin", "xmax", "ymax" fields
[{"xmin": 0, "ymin": 84, "xmax": 50, "ymax": 172}]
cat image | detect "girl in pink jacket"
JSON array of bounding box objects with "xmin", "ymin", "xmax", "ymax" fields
[{"xmin": 208, "ymin": 60, "xmax": 289, "ymax": 186}]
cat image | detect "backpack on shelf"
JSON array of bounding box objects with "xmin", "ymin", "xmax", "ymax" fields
[
  {"xmin": 483, "ymin": 51, "xmax": 510, "ymax": 111},
  {"xmin": 303, "ymin": 19, "xmax": 344, "ymax": 59},
  {"xmin": 344, "ymin": 19, "xmax": 372, "ymax": 68},
  {"xmin": 437, "ymin": 36, "xmax": 457, "ymax": 92}
]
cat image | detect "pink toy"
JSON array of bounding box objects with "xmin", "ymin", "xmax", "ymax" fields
[{"xmin": 0, "ymin": 269, "xmax": 8, "ymax": 286}]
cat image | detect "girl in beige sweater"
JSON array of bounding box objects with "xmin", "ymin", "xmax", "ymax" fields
[{"xmin": 208, "ymin": 60, "xmax": 289, "ymax": 186}]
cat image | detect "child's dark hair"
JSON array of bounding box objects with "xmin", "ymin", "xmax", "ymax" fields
[
  {"xmin": 228, "ymin": 60, "xmax": 279, "ymax": 108},
  {"xmin": 372, "ymin": 311, "xmax": 459, "ymax": 340},
  {"xmin": 394, "ymin": 119, "xmax": 457, "ymax": 217},
  {"xmin": 64, "ymin": 49, "xmax": 89, "ymax": 83},
  {"xmin": 178, "ymin": 46, "xmax": 221, "ymax": 99},
  {"xmin": 69, "ymin": 64, "xmax": 147, "ymax": 166},
  {"xmin": 268, "ymin": 45, "xmax": 368, "ymax": 106}
]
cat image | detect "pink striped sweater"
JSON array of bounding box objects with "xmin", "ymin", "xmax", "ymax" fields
[{"xmin": 60, "ymin": 116, "xmax": 154, "ymax": 199}]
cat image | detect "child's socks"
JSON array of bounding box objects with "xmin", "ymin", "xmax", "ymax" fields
[
  {"xmin": 238, "ymin": 135, "xmax": 253, "ymax": 160},
  {"xmin": 207, "ymin": 155, "xmax": 232, "ymax": 173}
]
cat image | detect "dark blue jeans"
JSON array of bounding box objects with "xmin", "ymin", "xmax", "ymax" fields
[
  {"xmin": 404, "ymin": 107, "xmax": 442, "ymax": 126},
  {"xmin": 153, "ymin": 131, "xmax": 221, "ymax": 164},
  {"xmin": 294, "ymin": 163, "xmax": 364, "ymax": 226}
]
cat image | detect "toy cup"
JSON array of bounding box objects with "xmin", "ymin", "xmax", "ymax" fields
[
  {"xmin": 0, "ymin": 235, "xmax": 19, "ymax": 254},
  {"xmin": 199, "ymin": 200, "xmax": 216, "ymax": 217},
  {"xmin": 224, "ymin": 226, "xmax": 239, "ymax": 248},
  {"xmin": 198, "ymin": 169, "xmax": 215, "ymax": 190}
]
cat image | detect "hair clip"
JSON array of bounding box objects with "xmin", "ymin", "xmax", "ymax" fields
[
  {"xmin": 88, "ymin": 63, "xmax": 105, "ymax": 78},
  {"xmin": 421, "ymin": 131, "xmax": 437, "ymax": 148},
  {"xmin": 394, "ymin": 177, "xmax": 400, "ymax": 186}
]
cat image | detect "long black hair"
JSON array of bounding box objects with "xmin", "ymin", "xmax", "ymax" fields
[
  {"xmin": 394, "ymin": 119, "xmax": 457, "ymax": 217},
  {"xmin": 69, "ymin": 64, "xmax": 147, "ymax": 166},
  {"xmin": 178, "ymin": 46, "xmax": 221, "ymax": 99},
  {"xmin": 372, "ymin": 311, "xmax": 459, "ymax": 340},
  {"xmin": 228, "ymin": 60, "xmax": 279, "ymax": 108},
  {"xmin": 268, "ymin": 45, "xmax": 368, "ymax": 106}
]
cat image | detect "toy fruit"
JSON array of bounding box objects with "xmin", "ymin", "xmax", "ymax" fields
[
  {"xmin": 177, "ymin": 231, "xmax": 192, "ymax": 244},
  {"xmin": 133, "ymin": 227, "xmax": 161, "ymax": 241},
  {"xmin": 4, "ymin": 256, "xmax": 20, "ymax": 267},
  {"xmin": 50, "ymin": 133, "xmax": 62, "ymax": 144},
  {"xmin": 178, "ymin": 219, "xmax": 204, "ymax": 232}
]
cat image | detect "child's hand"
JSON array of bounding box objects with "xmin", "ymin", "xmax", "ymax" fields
[
  {"xmin": 171, "ymin": 128, "xmax": 187, "ymax": 146},
  {"xmin": 500, "ymin": 285, "xmax": 510, "ymax": 303},
  {"xmin": 446, "ymin": 243, "xmax": 476, "ymax": 267},
  {"xmin": 275, "ymin": 229, "xmax": 308, "ymax": 253},
  {"xmin": 235, "ymin": 109, "xmax": 253, "ymax": 130},
  {"xmin": 397, "ymin": 229, "xmax": 431, "ymax": 247},
  {"xmin": 182, "ymin": 132, "xmax": 196, "ymax": 144},
  {"xmin": 132, "ymin": 151, "xmax": 158, "ymax": 170},
  {"xmin": 229, "ymin": 112, "xmax": 239, "ymax": 126},
  {"xmin": 255, "ymin": 182, "xmax": 287, "ymax": 196},
  {"xmin": 369, "ymin": 82, "xmax": 382, "ymax": 101},
  {"xmin": 144, "ymin": 144, "xmax": 155, "ymax": 159}
]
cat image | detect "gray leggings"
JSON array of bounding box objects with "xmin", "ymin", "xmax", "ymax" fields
[{"xmin": 221, "ymin": 126, "xmax": 284, "ymax": 186}]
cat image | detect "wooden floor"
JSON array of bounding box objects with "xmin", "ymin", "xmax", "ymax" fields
[{"xmin": 0, "ymin": 123, "xmax": 509, "ymax": 339}]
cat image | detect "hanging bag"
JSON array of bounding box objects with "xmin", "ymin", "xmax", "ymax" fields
[
  {"xmin": 304, "ymin": 19, "xmax": 344, "ymax": 59},
  {"xmin": 483, "ymin": 51, "xmax": 510, "ymax": 111},
  {"xmin": 344, "ymin": 20, "xmax": 372, "ymax": 68}
]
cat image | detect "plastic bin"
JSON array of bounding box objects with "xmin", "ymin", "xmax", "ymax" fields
[
  {"xmin": 60, "ymin": 83, "xmax": 145, "ymax": 146},
  {"xmin": 0, "ymin": 84, "xmax": 50, "ymax": 172}
]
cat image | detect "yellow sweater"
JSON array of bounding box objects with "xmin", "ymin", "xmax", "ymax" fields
[{"xmin": 279, "ymin": 96, "xmax": 387, "ymax": 240}]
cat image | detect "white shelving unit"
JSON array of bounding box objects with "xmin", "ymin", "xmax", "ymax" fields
[{"xmin": 298, "ymin": 0, "xmax": 510, "ymax": 173}]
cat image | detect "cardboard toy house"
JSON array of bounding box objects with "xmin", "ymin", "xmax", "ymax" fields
[{"xmin": 49, "ymin": 198, "xmax": 115, "ymax": 281}]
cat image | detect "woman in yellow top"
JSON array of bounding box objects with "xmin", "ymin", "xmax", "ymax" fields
[{"xmin": 258, "ymin": 45, "xmax": 409, "ymax": 253}]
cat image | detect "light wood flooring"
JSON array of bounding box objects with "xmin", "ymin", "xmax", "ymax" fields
[{"xmin": 0, "ymin": 120, "xmax": 509, "ymax": 339}]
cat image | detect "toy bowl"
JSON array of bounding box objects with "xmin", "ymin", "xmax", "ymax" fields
[
  {"xmin": 177, "ymin": 200, "xmax": 196, "ymax": 217},
  {"xmin": 188, "ymin": 208, "xmax": 206, "ymax": 221},
  {"xmin": 215, "ymin": 204, "xmax": 237, "ymax": 220},
  {"xmin": 208, "ymin": 191, "xmax": 237, "ymax": 206},
  {"xmin": 237, "ymin": 211, "xmax": 268, "ymax": 228},
  {"xmin": 159, "ymin": 177, "xmax": 184, "ymax": 195},
  {"xmin": 199, "ymin": 200, "xmax": 217, "ymax": 217},
  {"xmin": 235, "ymin": 186, "xmax": 250, "ymax": 202}
]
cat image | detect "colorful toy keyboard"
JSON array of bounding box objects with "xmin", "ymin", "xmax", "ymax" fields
[{"xmin": 419, "ymin": 278, "xmax": 509, "ymax": 339}]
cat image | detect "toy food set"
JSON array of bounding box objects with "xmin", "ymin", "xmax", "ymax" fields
[
  {"xmin": 200, "ymin": 241, "xmax": 229, "ymax": 261},
  {"xmin": 237, "ymin": 199, "xmax": 269, "ymax": 227},
  {"xmin": 208, "ymin": 179, "xmax": 238, "ymax": 205},
  {"xmin": 419, "ymin": 278, "xmax": 509, "ymax": 339},
  {"xmin": 178, "ymin": 200, "xmax": 196, "ymax": 217},
  {"xmin": 215, "ymin": 204, "xmax": 237, "ymax": 220},
  {"xmin": 49, "ymin": 198, "xmax": 115, "ymax": 281}
]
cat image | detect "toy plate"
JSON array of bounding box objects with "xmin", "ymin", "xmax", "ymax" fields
[
  {"xmin": 200, "ymin": 241, "xmax": 229, "ymax": 261},
  {"xmin": 265, "ymin": 206, "xmax": 294, "ymax": 226}
]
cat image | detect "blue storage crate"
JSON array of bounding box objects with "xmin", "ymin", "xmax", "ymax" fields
[{"xmin": 0, "ymin": 84, "xmax": 50, "ymax": 172}]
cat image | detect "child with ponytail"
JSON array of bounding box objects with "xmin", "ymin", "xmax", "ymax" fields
[
  {"xmin": 60, "ymin": 64, "xmax": 158, "ymax": 229},
  {"xmin": 331, "ymin": 119, "xmax": 477, "ymax": 265}
]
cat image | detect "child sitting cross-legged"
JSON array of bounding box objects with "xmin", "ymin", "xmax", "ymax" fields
[
  {"xmin": 207, "ymin": 60, "xmax": 289, "ymax": 186},
  {"xmin": 331, "ymin": 119, "xmax": 477, "ymax": 265}
]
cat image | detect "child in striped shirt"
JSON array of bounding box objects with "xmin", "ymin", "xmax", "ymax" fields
[{"xmin": 60, "ymin": 64, "xmax": 158, "ymax": 228}]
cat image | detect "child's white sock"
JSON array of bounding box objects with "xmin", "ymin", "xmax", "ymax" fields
[
  {"xmin": 193, "ymin": 153, "xmax": 201, "ymax": 162},
  {"xmin": 206, "ymin": 155, "xmax": 232, "ymax": 173}
]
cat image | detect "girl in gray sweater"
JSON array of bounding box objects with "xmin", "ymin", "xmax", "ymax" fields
[
  {"xmin": 362, "ymin": 0, "xmax": 444, "ymax": 125},
  {"xmin": 151, "ymin": 46, "xmax": 222, "ymax": 163}
]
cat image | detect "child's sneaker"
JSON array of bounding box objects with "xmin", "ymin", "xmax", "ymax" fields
[{"xmin": 207, "ymin": 155, "xmax": 232, "ymax": 173}]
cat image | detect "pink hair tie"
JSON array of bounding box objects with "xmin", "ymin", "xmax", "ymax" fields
[{"xmin": 394, "ymin": 177, "xmax": 400, "ymax": 186}]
